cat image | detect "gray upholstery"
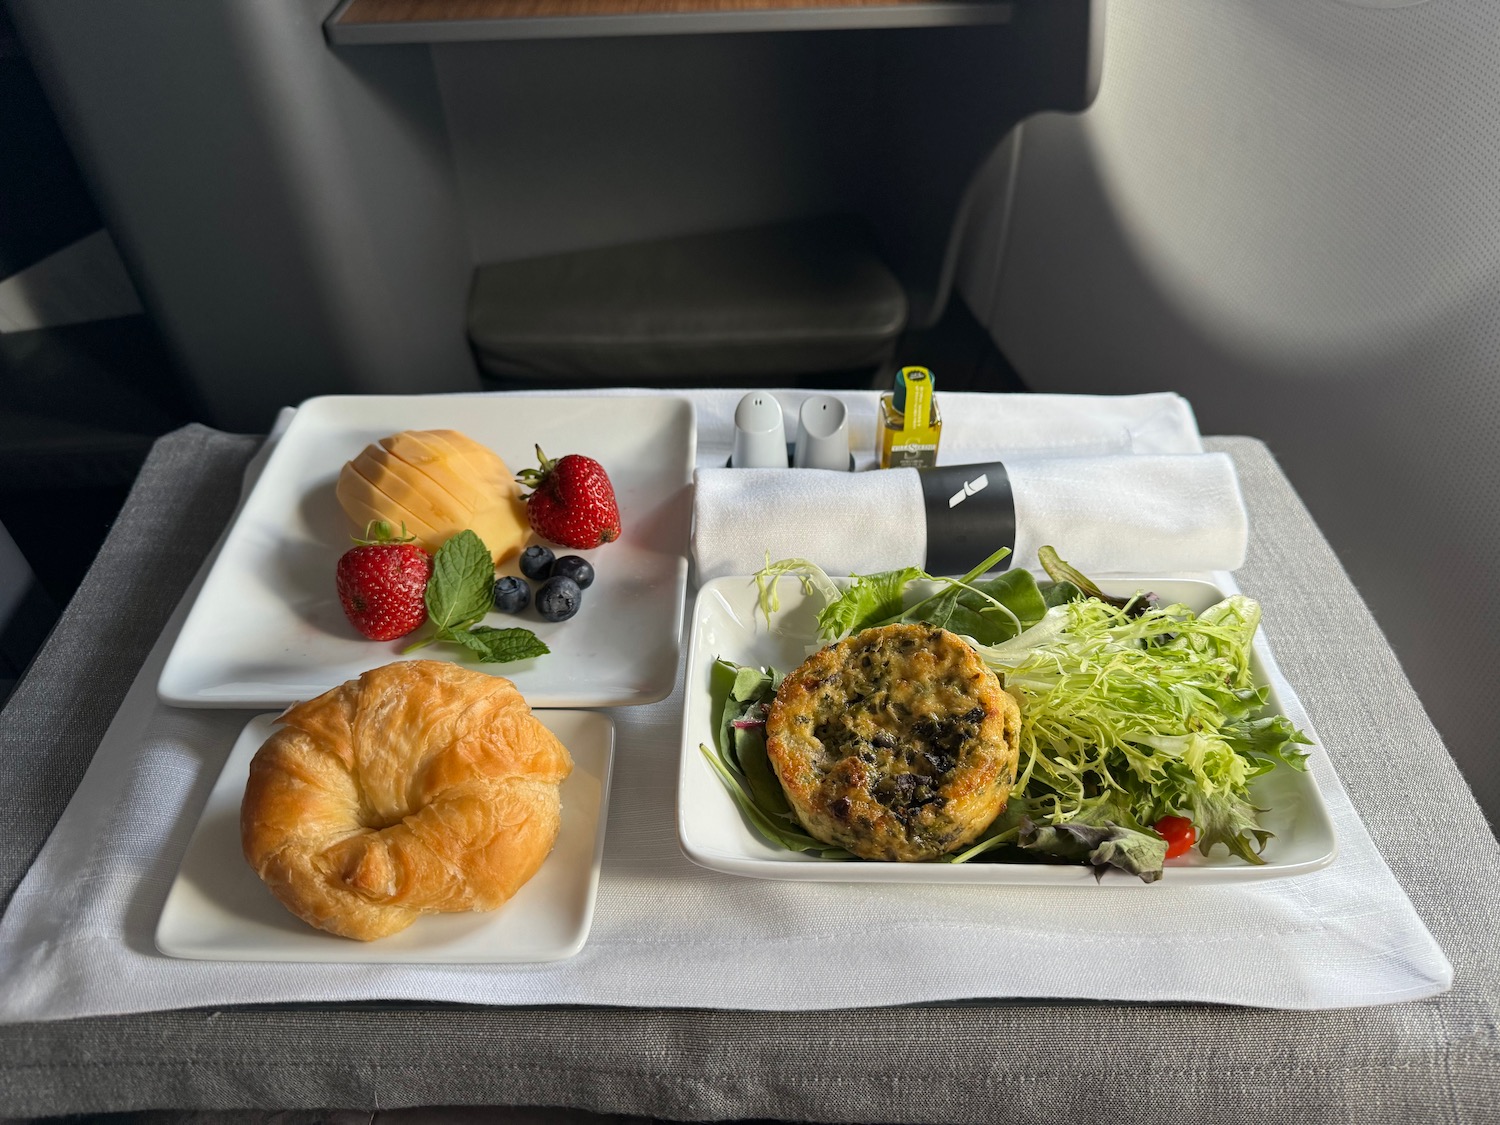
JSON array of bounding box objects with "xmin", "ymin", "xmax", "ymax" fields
[
  {"xmin": 467, "ymin": 217, "xmax": 907, "ymax": 384},
  {"xmin": 0, "ymin": 424, "xmax": 1496, "ymax": 1121},
  {"xmin": 0, "ymin": 518, "xmax": 55, "ymax": 703}
]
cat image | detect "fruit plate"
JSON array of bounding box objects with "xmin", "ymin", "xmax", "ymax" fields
[
  {"xmin": 677, "ymin": 575, "xmax": 1338, "ymax": 884},
  {"xmin": 156, "ymin": 709, "xmax": 613, "ymax": 962},
  {"xmin": 158, "ymin": 394, "xmax": 695, "ymax": 708}
]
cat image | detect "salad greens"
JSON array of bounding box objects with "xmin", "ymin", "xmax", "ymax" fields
[{"xmin": 700, "ymin": 549, "xmax": 1311, "ymax": 881}]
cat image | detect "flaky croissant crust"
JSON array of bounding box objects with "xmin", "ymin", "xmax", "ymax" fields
[{"xmin": 241, "ymin": 660, "xmax": 573, "ymax": 941}]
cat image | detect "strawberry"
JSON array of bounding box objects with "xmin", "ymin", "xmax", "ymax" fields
[
  {"xmin": 517, "ymin": 446, "xmax": 622, "ymax": 549},
  {"xmin": 335, "ymin": 521, "xmax": 434, "ymax": 640}
]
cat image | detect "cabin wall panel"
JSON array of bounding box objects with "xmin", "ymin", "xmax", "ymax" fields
[{"xmin": 958, "ymin": 0, "xmax": 1500, "ymax": 829}]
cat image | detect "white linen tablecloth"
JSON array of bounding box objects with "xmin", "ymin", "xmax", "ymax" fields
[{"xmin": 0, "ymin": 391, "xmax": 1452, "ymax": 1020}]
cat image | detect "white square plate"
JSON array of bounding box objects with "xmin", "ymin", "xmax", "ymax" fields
[
  {"xmin": 678, "ymin": 575, "xmax": 1337, "ymax": 884},
  {"xmin": 158, "ymin": 394, "xmax": 696, "ymax": 708},
  {"xmin": 156, "ymin": 709, "xmax": 614, "ymax": 962}
]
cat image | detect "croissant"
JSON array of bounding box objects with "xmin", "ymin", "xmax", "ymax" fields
[{"xmin": 240, "ymin": 660, "xmax": 573, "ymax": 941}]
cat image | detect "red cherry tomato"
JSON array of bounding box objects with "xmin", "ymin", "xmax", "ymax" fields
[{"xmin": 1154, "ymin": 815, "xmax": 1197, "ymax": 859}]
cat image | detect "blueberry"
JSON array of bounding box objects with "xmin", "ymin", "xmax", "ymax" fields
[
  {"xmin": 492, "ymin": 575, "xmax": 531, "ymax": 614},
  {"xmin": 551, "ymin": 555, "xmax": 595, "ymax": 589},
  {"xmin": 519, "ymin": 545, "xmax": 555, "ymax": 580},
  {"xmin": 535, "ymin": 576, "xmax": 582, "ymax": 622}
]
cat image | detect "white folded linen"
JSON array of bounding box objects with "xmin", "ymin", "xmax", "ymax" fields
[
  {"xmin": 684, "ymin": 388, "xmax": 1208, "ymax": 468},
  {"xmin": 691, "ymin": 387, "xmax": 1240, "ymax": 579},
  {"xmin": 692, "ymin": 453, "xmax": 1248, "ymax": 581},
  {"xmin": 0, "ymin": 390, "xmax": 1452, "ymax": 1021}
]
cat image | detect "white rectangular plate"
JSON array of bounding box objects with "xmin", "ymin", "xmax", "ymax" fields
[
  {"xmin": 157, "ymin": 709, "xmax": 614, "ymax": 962},
  {"xmin": 679, "ymin": 575, "xmax": 1337, "ymax": 884},
  {"xmin": 158, "ymin": 393, "xmax": 695, "ymax": 708}
]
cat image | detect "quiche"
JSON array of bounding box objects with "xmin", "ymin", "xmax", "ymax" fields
[{"xmin": 765, "ymin": 622, "xmax": 1021, "ymax": 861}]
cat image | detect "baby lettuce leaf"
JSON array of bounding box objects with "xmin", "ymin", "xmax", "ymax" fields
[
  {"xmin": 726, "ymin": 665, "xmax": 791, "ymax": 818},
  {"xmin": 960, "ymin": 570, "xmax": 1049, "ymax": 623},
  {"xmin": 1042, "ymin": 579, "xmax": 1085, "ymax": 608},
  {"xmin": 921, "ymin": 569, "xmax": 1051, "ymax": 646},
  {"xmin": 1016, "ymin": 819, "xmax": 1168, "ymax": 882},
  {"xmin": 976, "ymin": 592, "xmax": 1309, "ymax": 866},
  {"xmin": 816, "ymin": 566, "xmax": 925, "ymax": 639},
  {"xmin": 1224, "ymin": 715, "xmax": 1314, "ymax": 769},
  {"xmin": 753, "ymin": 558, "xmax": 842, "ymax": 626},
  {"xmin": 945, "ymin": 792, "xmax": 1169, "ymax": 880},
  {"xmin": 800, "ymin": 545, "xmax": 1023, "ymax": 645},
  {"xmin": 1037, "ymin": 544, "xmax": 1148, "ymax": 614}
]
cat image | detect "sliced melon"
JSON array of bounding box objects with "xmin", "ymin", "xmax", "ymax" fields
[
  {"xmin": 334, "ymin": 470, "xmax": 443, "ymax": 544},
  {"xmin": 379, "ymin": 431, "xmax": 484, "ymax": 506},
  {"xmin": 417, "ymin": 433, "xmax": 528, "ymax": 546},
  {"xmin": 424, "ymin": 429, "xmax": 514, "ymax": 492},
  {"xmin": 353, "ymin": 446, "xmax": 470, "ymax": 530},
  {"xmin": 337, "ymin": 429, "xmax": 529, "ymax": 563},
  {"xmin": 385, "ymin": 430, "xmax": 527, "ymax": 561}
]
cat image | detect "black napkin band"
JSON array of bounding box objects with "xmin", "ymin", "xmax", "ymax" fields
[{"xmin": 918, "ymin": 462, "xmax": 1015, "ymax": 576}]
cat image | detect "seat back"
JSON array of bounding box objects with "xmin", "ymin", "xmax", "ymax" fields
[{"xmin": 437, "ymin": 2, "xmax": 1101, "ymax": 335}]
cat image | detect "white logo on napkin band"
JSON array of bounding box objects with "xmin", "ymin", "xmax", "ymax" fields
[{"xmin": 948, "ymin": 473, "xmax": 990, "ymax": 508}]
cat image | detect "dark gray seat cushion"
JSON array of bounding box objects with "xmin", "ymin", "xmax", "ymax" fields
[{"xmin": 467, "ymin": 216, "xmax": 907, "ymax": 383}]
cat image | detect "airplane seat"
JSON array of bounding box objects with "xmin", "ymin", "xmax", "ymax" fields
[
  {"xmin": 463, "ymin": 3, "xmax": 1102, "ymax": 391},
  {"xmin": 7, "ymin": 0, "xmax": 1101, "ymax": 426},
  {"xmin": 466, "ymin": 214, "xmax": 907, "ymax": 389},
  {"xmin": 961, "ymin": 0, "xmax": 1500, "ymax": 832}
]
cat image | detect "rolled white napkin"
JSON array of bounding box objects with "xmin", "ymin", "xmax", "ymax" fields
[
  {"xmin": 692, "ymin": 453, "xmax": 1249, "ymax": 579},
  {"xmin": 693, "ymin": 466, "xmax": 925, "ymax": 579}
]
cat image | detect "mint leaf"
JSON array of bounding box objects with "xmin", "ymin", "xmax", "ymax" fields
[
  {"xmin": 426, "ymin": 530, "xmax": 495, "ymax": 632},
  {"xmin": 446, "ymin": 625, "xmax": 549, "ymax": 664},
  {"xmin": 403, "ymin": 530, "xmax": 548, "ymax": 665}
]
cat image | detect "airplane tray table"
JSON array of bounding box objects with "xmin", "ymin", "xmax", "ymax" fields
[{"xmin": 1, "ymin": 422, "xmax": 1498, "ymax": 1122}]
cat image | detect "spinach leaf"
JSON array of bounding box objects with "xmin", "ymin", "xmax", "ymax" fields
[{"xmin": 957, "ymin": 570, "xmax": 1049, "ymax": 631}]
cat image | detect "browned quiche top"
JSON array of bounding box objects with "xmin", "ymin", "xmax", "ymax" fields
[{"xmin": 765, "ymin": 622, "xmax": 1021, "ymax": 862}]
